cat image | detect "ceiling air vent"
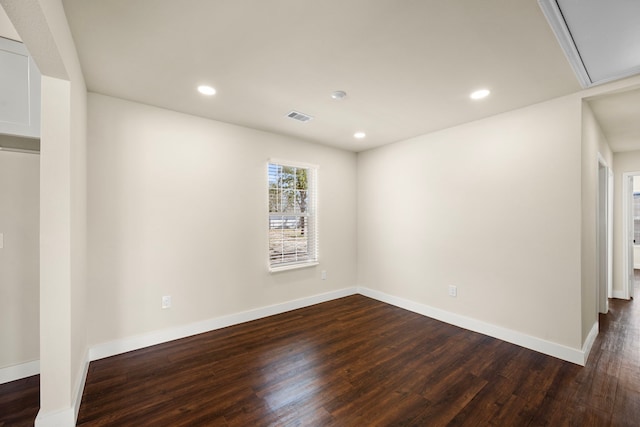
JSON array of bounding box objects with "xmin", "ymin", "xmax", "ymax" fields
[{"xmin": 286, "ymin": 110, "xmax": 313, "ymax": 123}]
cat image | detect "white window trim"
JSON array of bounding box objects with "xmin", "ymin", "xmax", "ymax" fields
[
  {"xmin": 267, "ymin": 159, "xmax": 319, "ymax": 273},
  {"xmin": 268, "ymin": 158, "xmax": 319, "ymax": 170},
  {"xmin": 269, "ymin": 261, "xmax": 320, "ymax": 274}
]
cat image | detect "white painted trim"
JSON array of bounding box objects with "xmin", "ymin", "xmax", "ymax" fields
[
  {"xmin": 72, "ymin": 348, "xmax": 90, "ymax": 422},
  {"xmin": 35, "ymin": 408, "xmax": 75, "ymax": 427},
  {"xmin": 608, "ymin": 168, "xmax": 614, "ymax": 298},
  {"xmin": 582, "ymin": 321, "xmax": 599, "ymax": 365},
  {"xmin": 622, "ymin": 173, "xmax": 631, "ymax": 300},
  {"xmin": 537, "ymin": 0, "xmax": 591, "ymax": 88},
  {"xmin": 0, "ymin": 360, "xmax": 39, "ymax": 384},
  {"xmin": 269, "ymin": 261, "xmax": 319, "ymax": 273},
  {"xmin": 33, "ymin": 348, "xmax": 89, "ymax": 427},
  {"xmin": 358, "ymin": 287, "xmax": 588, "ymax": 366},
  {"xmin": 0, "ymin": 147, "xmax": 40, "ymax": 155},
  {"xmin": 612, "ymin": 290, "xmax": 630, "ymax": 300},
  {"xmin": 268, "ymin": 158, "xmax": 319, "ymax": 170},
  {"xmin": 88, "ymin": 286, "xmax": 595, "ymax": 367},
  {"xmin": 597, "ymin": 158, "xmax": 609, "ymax": 314},
  {"xmin": 90, "ymin": 287, "xmax": 358, "ymax": 361},
  {"xmin": 596, "ymin": 152, "xmax": 609, "ymax": 169},
  {"xmin": 622, "ymin": 172, "xmax": 640, "ymax": 300}
]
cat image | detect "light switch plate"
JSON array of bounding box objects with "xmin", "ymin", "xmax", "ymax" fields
[
  {"xmin": 162, "ymin": 295, "xmax": 171, "ymax": 309},
  {"xmin": 0, "ymin": 233, "xmax": 3, "ymax": 249}
]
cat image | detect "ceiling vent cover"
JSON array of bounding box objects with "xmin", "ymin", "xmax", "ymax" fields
[{"xmin": 286, "ymin": 110, "xmax": 313, "ymax": 123}]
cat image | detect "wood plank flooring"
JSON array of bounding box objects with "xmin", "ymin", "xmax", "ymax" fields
[
  {"xmin": 3, "ymin": 290, "xmax": 640, "ymax": 426},
  {"xmin": 76, "ymin": 294, "xmax": 639, "ymax": 426},
  {"xmin": 0, "ymin": 374, "xmax": 38, "ymax": 427}
]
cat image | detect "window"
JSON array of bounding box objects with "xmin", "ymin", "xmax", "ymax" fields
[{"xmin": 268, "ymin": 161, "xmax": 317, "ymax": 271}]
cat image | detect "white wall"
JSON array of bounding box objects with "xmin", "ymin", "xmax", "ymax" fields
[
  {"xmin": 87, "ymin": 93, "xmax": 357, "ymax": 346},
  {"xmin": 0, "ymin": 147, "xmax": 39, "ymax": 371},
  {"xmin": 358, "ymin": 95, "xmax": 584, "ymax": 350}
]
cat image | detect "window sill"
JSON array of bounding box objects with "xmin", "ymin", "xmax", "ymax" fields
[{"xmin": 269, "ymin": 262, "xmax": 319, "ymax": 273}]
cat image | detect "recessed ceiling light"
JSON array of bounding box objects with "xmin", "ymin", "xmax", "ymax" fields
[
  {"xmin": 470, "ymin": 89, "xmax": 490, "ymax": 100},
  {"xmin": 331, "ymin": 90, "xmax": 347, "ymax": 100},
  {"xmin": 197, "ymin": 85, "xmax": 216, "ymax": 96},
  {"xmin": 354, "ymin": 132, "xmax": 366, "ymax": 139}
]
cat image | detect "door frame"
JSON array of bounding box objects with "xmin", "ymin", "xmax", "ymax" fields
[
  {"xmin": 608, "ymin": 167, "xmax": 614, "ymax": 299},
  {"xmin": 621, "ymin": 171, "xmax": 640, "ymax": 300},
  {"xmin": 597, "ymin": 155, "xmax": 611, "ymax": 314}
]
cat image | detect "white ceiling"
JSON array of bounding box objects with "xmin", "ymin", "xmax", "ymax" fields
[
  {"xmin": 61, "ymin": 0, "xmax": 585, "ymax": 152},
  {"xmin": 0, "ymin": 1, "xmax": 620, "ymax": 153}
]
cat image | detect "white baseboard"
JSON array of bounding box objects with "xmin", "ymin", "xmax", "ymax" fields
[
  {"xmin": 90, "ymin": 287, "xmax": 358, "ymax": 361},
  {"xmin": 73, "ymin": 348, "xmax": 90, "ymax": 421},
  {"xmin": 90, "ymin": 285, "xmax": 591, "ymax": 366},
  {"xmin": 357, "ymin": 286, "xmax": 588, "ymax": 366},
  {"xmin": 35, "ymin": 408, "xmax": 75, "ymax": 427},
  {"xmin": 0, "ymin": 360, "xmax": 39, "ymax": 384},
  {"xmin": 34, "ymin": 346, "xmax": 90, "ymax": 427},
  {"xmin": 612, "ymin": 290, "xmax": 630, "ymax": 299},
  {"xmin": 582, "ymin": 321, "xmax": 599, "ymax": 365}
]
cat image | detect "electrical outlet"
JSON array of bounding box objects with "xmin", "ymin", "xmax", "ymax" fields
[
  {"xmin": 448, "ymin": 285, "xmax": 457, "ymax": 297},
  {"xmin": 162, "ymin": 295, "xmax": 172, "ymax": 309},
  {"xmin": 321, "ymin": 270, "xmax": 327, "ymax": 280}
]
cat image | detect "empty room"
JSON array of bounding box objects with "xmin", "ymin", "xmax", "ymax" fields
[{"xmin": 2, "ymin": 1, "xmax": 640, "ymax": 426}]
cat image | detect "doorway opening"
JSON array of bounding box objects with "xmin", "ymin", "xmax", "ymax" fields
[{"xmin": 622, "ymin": 172, "xmax": 640, "ymax": 300}]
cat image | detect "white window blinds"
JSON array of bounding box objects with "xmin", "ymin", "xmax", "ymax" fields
[{"xmin": 268, "ymin": 161, "xmax": 318, "ymax": 270}]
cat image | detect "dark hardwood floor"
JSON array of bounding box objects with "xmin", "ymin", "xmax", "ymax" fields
[
  {"xmin": 3, "ymin": 289, "xmax": 640, "ymax": 426},
  {"xmin": 0, "ymin": 374, "xmax": 38, "ymax": 427},
  {"xmin": 75, "ymin": 294, "xmax": 639, "ymax": 426}
]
